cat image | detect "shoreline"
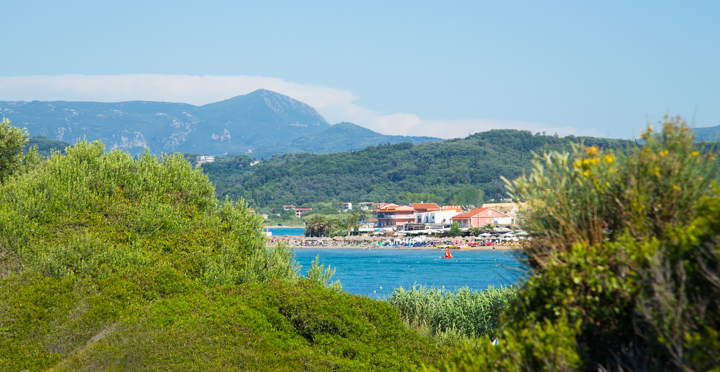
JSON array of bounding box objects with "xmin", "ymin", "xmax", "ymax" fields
[{"xmin": 282, "ymin": 245, "xmax": 517, "ymax": 251}]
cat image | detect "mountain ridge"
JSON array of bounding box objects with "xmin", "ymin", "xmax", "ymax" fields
[{"xmin": 0, "ymin": 90, "xmax": 439, "ymax": 157}]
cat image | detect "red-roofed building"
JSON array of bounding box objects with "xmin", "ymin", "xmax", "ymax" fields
[
  {"xmin": 410, "ymin": 203, "xmax": 440, "ymax": 213},
  {"xmin": 415, "ymin": 204, "xmax": 460, "ymax": 224},
  {"xmin": 450, "ymin": 208, "xmax": 509, "ymax": 228},
  {"xmin": 375, "ymin": 203, "xmax": 416, "ymax": 227},
  {"xmin": 295, "ymin": 208, "xmax": 312, "ymax": 218}
]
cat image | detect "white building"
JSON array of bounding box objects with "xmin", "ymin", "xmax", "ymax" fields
[
  {"xmin": 196, "ymin": 155, "xmax": 215, "ymax": 165},
  {"xmin": 415, "ymin": 205, "xmax": 463, "ymax": 225}
]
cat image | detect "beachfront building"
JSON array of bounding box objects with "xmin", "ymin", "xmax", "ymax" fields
[
  {"xmin": 414, "ymin": 203, "xmax": 461, "ymax": 225},
  {"xmin": 343, "ymin": 202, "xmax": 352, "ymax": 210},
  {"xmin": 295, "ymin": 208, "xmax": 312, "ymax": 218},
  {"xmin": 481, "ymin": 202, "xmax": 528, "ymax": 225},
  {"xmin": 375, "ymin": 203, "xmax": 416, "ymax": 228},
  {"xmin": 450, "ymin": 208, "xmax": 509, "ymax": 228}
]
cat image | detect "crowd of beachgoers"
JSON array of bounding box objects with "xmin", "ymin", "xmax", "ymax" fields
[{"xmin": 266, "ymin": 235, "xmax": 524, "ymax": 249}]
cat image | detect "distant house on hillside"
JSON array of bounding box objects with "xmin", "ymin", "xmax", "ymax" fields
[
  {"xmin": 451, "ymin": 208, "xmax": 509, "ymax": 228},
  {"xmin": 295, "ymin": 208, "xmax": 312, "ymax": 218},
  {"xmin": 196, "ymin": 155, "xmax": 215, "ymax": 165},
  {"xmin": 357, "ymin": 202, "xmax": 373, "ymax": 210},
  {"xmin": 343, "ymin": 202, "xmax": 352, "ymax": 210},
  {"xmin": 283, "ymin": 205, "xmax": 296, "ymax": 210}
]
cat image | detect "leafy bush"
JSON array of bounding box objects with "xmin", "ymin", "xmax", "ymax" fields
[
  {"xmin": 431, "ymin": 117, "xmax": 720, "ymax": 371},
  {"xmin": 0, "ymin": 135, "xmax": 445, "ymax": 370}
]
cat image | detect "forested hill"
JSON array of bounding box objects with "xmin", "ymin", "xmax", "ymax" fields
[{"xmin": 200, "ymin": 129, "xmax": 637, "ymax": 208}]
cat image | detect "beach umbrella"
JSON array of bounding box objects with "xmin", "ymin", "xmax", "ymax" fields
[{"xmin": 479, "ymin": 233, "xmax": 491, "ymax": 237}]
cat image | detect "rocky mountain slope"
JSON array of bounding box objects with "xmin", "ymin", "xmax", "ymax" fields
[{"xmin": 0, "ymin": 90, "xmax": 439, "ymax": 156}]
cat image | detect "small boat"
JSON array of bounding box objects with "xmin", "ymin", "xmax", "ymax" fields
[{"xmin": 443, "ymin": 248, "xmax": 453, "ymax": 259}]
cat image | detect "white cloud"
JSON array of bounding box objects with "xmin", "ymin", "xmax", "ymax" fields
[{"xmin": 0, "ymin": 74, "xmax": 599, "ymax": 139}]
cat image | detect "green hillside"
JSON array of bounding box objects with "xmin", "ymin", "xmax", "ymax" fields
[
  {"xmin": 252, "ymin": 122, "xmax": 440, "ymax": 159},
  {"xmin": 0, "ymin": 137, "xmax": 445, "ymax": 370},
  {"xmin": 25, "ymin": 135, "xmax": 70, "ymax": 157},
  {"xmin": 201, "ymin": 129, "xmax": 638, "ymax": 208}
]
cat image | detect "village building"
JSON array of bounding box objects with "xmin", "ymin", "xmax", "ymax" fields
[
  {"xmin": 295, "ymin": 207, "xmax": 312, "ymax": 218},
  {"xmin": 481, "ymin": 202, "xmax": 528, "ymax": 224},
  {"xmin": 413, "ymin": 203, "xmax": 461, "ymax": 225},
  {"xmin": 357, "ymin": 202, "xmax": 373, "ymax": 210},
  {"xmin": 375, "ymin": 203, "xmax": 416, "ymax": 227},
  {"xmin": 450, "ymin": 207, "xmax": 510, "ymax": 228},
  {"xmin": 196, "ymin": 155, "xmax": 215, "ymax": 165},
  {"xmin": 343, "ymin": 202, "xmax": 352, "ymax": 210},
  {"xmin": 283, "ymin": 205, "xmax": 296, "ymax": 211}
]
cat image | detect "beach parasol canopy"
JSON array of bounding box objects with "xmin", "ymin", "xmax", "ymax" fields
[{"xmin": 480, "ymin": 233, "xmax": 491, "ymax": 237}]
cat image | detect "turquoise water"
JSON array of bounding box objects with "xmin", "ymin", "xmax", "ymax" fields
[
  {"xmin": 267, "ymin": 227, "xmax": 305, "ymax": 236},
  {"xmin": 293, "ymin": 249, "xmax": 525, "ymax": 299}
]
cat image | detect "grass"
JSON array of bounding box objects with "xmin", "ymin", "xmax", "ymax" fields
[{"xmin": 386, "ymin": 284, "xmax": 517, "ymax": 344}]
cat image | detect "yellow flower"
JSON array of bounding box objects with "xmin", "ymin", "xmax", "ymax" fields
[
  {"xmin": 583, "ymin": 170, "xmax": 590, "ymax": 177},
  {"xmin": 586, "ymin": 146, "xmax": 598, "ymax": 156},
  {"xmin": 652, "ymin": 167, "xmax": 660, "ymax": 176},
  {"xmin": 691, "ymin": 151, "xmax": 699, "ymax": 157},
  {"xmin": 604, "ymin": 155, "xmax": 613, "ymax": 163},
  {"xmin": 673, "ymin": 185, "xmax": 681, "ymax": 191}
]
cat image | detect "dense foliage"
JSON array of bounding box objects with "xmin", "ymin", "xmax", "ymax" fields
[
  {"xmin": 200, "ymin": 129, "xmax": 636, "ymax": 208},
  {"xmin": 430, "ymin": 117, "xmax": 720, "ymax": 371},
  {"xmin": 0, "ymin": 118, "xmax": 42, "ymax": 182},
  {"xmin": 0, "ymin": 134, "xmax": 445, "ymax": 370}
]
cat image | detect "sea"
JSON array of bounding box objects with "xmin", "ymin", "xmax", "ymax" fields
[
  {"xmin": 266, "ymin": 226, "xmax": 305, "ymax": 236},
  {"xmin": 292, "ymin": 248, "xmax": 525, "ymax": 299}
]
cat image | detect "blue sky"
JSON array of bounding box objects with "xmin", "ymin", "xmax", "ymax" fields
[{"xmin": 2, "ymin": 0, "xmax": 718, "ymax": 138}]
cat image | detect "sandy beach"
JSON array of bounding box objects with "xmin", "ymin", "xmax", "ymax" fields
[{"xmin": 287, "ymin": 245, "xmax": 517, "ymax": 251}]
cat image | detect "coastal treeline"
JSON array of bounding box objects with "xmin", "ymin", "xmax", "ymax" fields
[{"xmin": 199, "ymin": 130, "xmax": 637, "ymax": 208}]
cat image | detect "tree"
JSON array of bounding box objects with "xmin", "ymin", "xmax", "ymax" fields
[
  {"xmin": 0, "ymin": 118, "xmax": 41, "ymax": 183},
  {"xmin": 482, "ymin": 223, "xmax": 495, "ymax": 231},
  {"xmin": 448, "ymin": 222, "xmax": 462, "ymax": 237},
  {"xmin": 469, "ymin": 227, "xmax": 481, "ymax": 236},
  {"xmin": 342, "ymin": 214, "xmax": 360, "ymax": 236}
]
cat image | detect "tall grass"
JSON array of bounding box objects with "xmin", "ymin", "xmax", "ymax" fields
[{"xmin": 386, "ymin": 284, "xmax": 517, "ymax": 342}]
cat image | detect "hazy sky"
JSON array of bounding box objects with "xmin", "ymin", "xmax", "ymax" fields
[{"xmin": 2, "ymin": 1, "xmax": 718, "ymax": 139}]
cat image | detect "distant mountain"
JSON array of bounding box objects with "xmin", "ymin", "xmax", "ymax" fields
[
  {"xmin": 0, "ymin": 90, "xmax": 334, "ymax": 156},
  {"xmin": 694, "ymin": 125, "xmax": 720, "ymax": 142},
  {"xmin": 252, "ymin": 122, "xmax": 440, "ymax": 158}
]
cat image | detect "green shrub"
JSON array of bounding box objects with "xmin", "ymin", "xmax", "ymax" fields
[
  {"xmin": 0, "ymin": 134, "xmax": 445, "ymax": 370},
  {"xmin": 432, "ymin": 116, "xmax": 720, "ymax": 371}
]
